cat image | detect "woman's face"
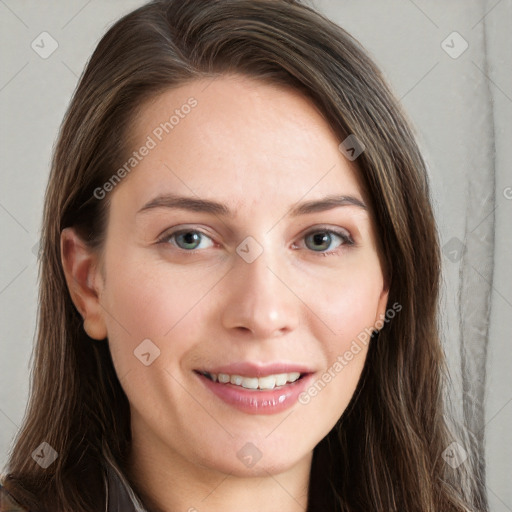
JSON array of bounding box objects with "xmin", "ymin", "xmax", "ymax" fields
[{"xmin": 69, "ymin": 74, "xmax": 389, "ymax": 477}]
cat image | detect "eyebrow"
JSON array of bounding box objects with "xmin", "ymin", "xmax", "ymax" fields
[{"xmin": 136, "ymin": 193, "xmax": 367, "ymax": 217}]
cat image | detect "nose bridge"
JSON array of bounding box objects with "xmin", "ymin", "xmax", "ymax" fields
[{"xmin": 220, "ymin": 236, "xmax": 299, "ymax": 336}]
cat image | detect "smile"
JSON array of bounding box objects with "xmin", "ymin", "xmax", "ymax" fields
[
  {"xmin": 194, "ymin": 369, "xmax": 315, "ymax": 415},
  {"xmin": 198, "ymin": 370, "xmax": 303, "ymax": 391}
]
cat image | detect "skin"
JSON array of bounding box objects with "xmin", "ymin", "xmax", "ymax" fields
[{"xmin": 61, "ymin": 74, "xmax": 389, "ymax": 512}]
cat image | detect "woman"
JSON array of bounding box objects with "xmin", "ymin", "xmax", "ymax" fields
[{"xmin": 0, "ymin": 0, "xmax": 486, "ymax": 510}]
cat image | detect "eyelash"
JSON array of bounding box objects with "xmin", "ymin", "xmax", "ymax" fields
[{"xmin": 156, "ymin": 226, "xmax": 354, "ymax": 257}]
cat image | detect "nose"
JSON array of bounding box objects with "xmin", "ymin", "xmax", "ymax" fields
[{"xmin": 220, "ymin": 245, "xmax": 300, "ymax": 339}]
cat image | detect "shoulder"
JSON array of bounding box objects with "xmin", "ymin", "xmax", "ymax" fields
[{"xmin": 0, "ymin": 481, "xmax": 29, "ymax": 511}]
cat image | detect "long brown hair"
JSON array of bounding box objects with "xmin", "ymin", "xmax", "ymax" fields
[{"xmin": 2, "ymin": 1, "xmax": 487, "ymax": 510}]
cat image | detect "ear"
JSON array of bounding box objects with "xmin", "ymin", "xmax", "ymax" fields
[{"xmin": 60, "ymin": 227, "xmax": 107, "ymax": 340}]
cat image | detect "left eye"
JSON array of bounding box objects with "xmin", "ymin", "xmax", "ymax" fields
[{"xmin": 299, "ymin": 229, "xmax": 354, "ymax": 254}]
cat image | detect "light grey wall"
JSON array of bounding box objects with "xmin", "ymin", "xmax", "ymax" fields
[{"xmin": 1, "ymin": 1, "xmax": 510, "ymax": 510}]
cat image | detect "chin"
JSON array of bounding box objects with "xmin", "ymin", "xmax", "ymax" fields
[{"xmin": 195, "ymin": 441, "xmax": 308, "ymax": 478}]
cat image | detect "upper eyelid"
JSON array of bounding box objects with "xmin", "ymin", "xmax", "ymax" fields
[
  {"xmin": 292, "ymin": 224, "xmax": 353, "ymax": 242},
  {"xmin": 159, "ymin": 228, "xmax": 216, "ymax": 245},
  {"xmin": 300, "ymin": 225, "xmax": 351, "ymax": 237}
]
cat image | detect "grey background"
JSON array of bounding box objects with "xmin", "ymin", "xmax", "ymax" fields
[{"xmin": 0, "ymin": 0, "xmax": 510, "ymax": 510}]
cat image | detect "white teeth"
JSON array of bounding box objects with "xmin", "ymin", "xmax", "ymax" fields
[
  {"xmin": 209, "ymin": 371, "xmax": 302, "ymax": 390},
  {"xmin": 241, "ymin": 377, "xmax": 259, "ymax": 390},
  {"xmin": 230, "ymin": 375, "xmax": 243, "ymax": 386},
  {"xmin": 275, "ymin": 374, "xmax": 288, "ymax": 386},
  {"xmin": 218, "ymin": 373, "xmax": 229, "ymax": 383},
  {"xmin": 258, "ymin": 375, "xmax": 276, "ymax": 389}
]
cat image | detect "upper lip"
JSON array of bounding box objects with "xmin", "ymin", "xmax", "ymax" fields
[{"xmin": 196, "ymin": 362, "xmax": 315, "ymax": 378}]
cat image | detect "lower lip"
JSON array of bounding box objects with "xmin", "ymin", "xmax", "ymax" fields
[{"xmin": 195, "ymin": 371, "xmax": 315, "ymax": 415}]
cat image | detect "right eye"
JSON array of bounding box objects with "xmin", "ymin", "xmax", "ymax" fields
[{"xmin": 157, "ymin": 229, "xmax": 215, "ymax": 251}]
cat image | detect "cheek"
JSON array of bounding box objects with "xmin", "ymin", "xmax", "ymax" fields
[
  {"xmin": 100, "ymin": 249, "xmax": 223, "ymax": 374},
  {"xmin": 304, "ymin": 254, "xmax": 384, "ymax": 342},
  {"xmin": 298, "ymin": 282, "xmax": 376, "ymax": 430},
  {"xmin": 99, "ymin": 256, "xmax": 212, "ymax": 424},
  {"xmin": 297, "ymin": 256, "xmax": 382, "ymax": 417}
]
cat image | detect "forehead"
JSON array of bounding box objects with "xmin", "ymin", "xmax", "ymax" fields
[{"xmin": 113, "ymin": 74, "xmax": 366, "ymax": 214}]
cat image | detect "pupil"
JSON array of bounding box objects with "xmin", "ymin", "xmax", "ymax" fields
[
  {"xmin": 310, "ymin": 232, "xmax": 330, "ymax": 251},
  {"xmin": 181, "ymin": 232, "xmax": 200, "ymax": 248}
]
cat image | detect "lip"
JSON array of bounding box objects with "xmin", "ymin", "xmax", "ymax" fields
[
  {"xmin": 194, "ymin": 370, "xmax": 316, "ymax": 415},
  {"xmin": 196, "ymin": 361, "xmax": 315, "ymax": 378}
]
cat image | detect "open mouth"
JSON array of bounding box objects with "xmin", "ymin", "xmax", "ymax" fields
[{"xmin": 194, "ymin": 370, "xmax": 309, "ymax": 391}]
